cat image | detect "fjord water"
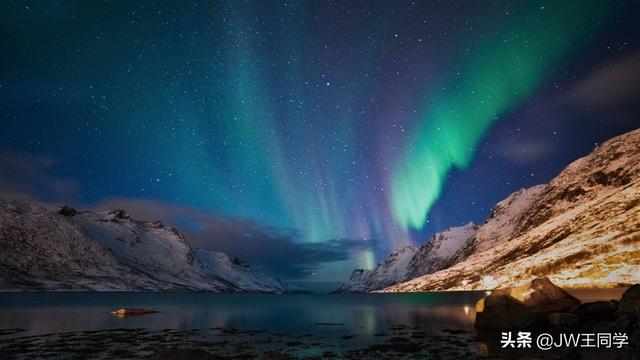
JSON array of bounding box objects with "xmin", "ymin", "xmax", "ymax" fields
[
  {"xmin": 0, "ymin": 289, "xmax": 626, "ymax": 356},
  {"xmin": 0, "ymin": 292, "xmax": 484, "ymax": 336}
]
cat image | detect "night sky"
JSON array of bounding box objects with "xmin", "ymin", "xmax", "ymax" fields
[{"xmin": 1, "ymin": 1, "xmax": 639, "ymax": 291}]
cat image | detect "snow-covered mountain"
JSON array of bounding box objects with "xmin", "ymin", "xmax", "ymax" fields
[
  {"xmin": 196, "ymin": 250, "xmax": 289, "ymax": 293},
  {"xmin": 383, "ymin": 128, "xmax": 640, "ymax": 292},
  {"xmin": 449, "ymin": 186, "xmax": 544, "ymax": 264},
  {"xmin": 406, "ymin": 222, "xmax": 479, "ymax": 280},
  {"xmin": 335, "ymin": 222, "xmax": 478, "ymax": 293},
  {"xmin": 0, "ymin": 200, "xmax": 289, "ymax": 292},
  {"xmin": 334, "ymin": 245, "xmax": 417, "ymax": 293}
]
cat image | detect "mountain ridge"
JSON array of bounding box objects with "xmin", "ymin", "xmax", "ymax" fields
[
  {"xmin": 382, "ymin": 128, "xmax": 640, "ymax": 292},
  {"xmin": 337, "ymin": 128, "xmax": 640, "ymax": 293},
  {"xmin": 335, "ymin": 222, "xmax": 479, "ymax": 293},
  {"xmin": 0, "ymin": 200, "xmax": 290, "ymax": 292}
]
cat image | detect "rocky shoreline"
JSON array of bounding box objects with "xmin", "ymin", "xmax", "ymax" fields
[
  {"xmin": 0, "ymin": 325, "xmax": 482, "ymax": 359},
  {"xmin": 474, "ymin": 277, "xmax": 639, "ymax": 359},
  {"xmin": 0, "ymin": 279, "xmax": 636, "ymax": 359}
]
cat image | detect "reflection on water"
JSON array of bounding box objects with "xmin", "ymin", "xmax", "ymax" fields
[
  {"xmin": 0, "ymin": 292, "xmax": 484, "ymax": 339},
  {"xmin": 0, "ymin": 289, "xmax": 626, "ymax": 357},
  {"xmin": 0, "ymin": 290, "xmax": 625, "ymax": 336}
]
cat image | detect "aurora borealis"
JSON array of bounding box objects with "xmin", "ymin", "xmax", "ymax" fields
[
  {"xmin": 1, "ymin": 1, "xmax": 639, "ymax": 289},
  {"xmin": 391, "ymin": 1, "xmax": 608, "ymax": 230}
]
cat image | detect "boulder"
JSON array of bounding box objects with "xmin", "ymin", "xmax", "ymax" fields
[
  {"xmin": 548, "ymin": 312, "xmax": 578, "ymax": 327},
  {"xmin": 571, "ymin": 300, "xmax": 617, "ymax": 322},
  {"xmin": 629, "ymin": 329, "xmax": 640, "ymax": 354},
  {"xmin": 500, "ymin": 277, "xmax": 580, "ymax": 312},
  {"xmin": 110, "ymin": 308, "xmax": 156, "ymax": 316},
  {"xmin": 57, "ymin": 205, "xmax": 77, "ymax": 217},
  {"xmin": 593, "ymin": 314, "xmax": 637, "ymax": 334},
  {"xmin": 104, "ymin": 209, "xmax": 130, "ymax": 221},
  {"xmin": 149, "ymin": 220, "xmax": 165, "ymax": 228},
  {"xmin": 474, "ymin": 294, "xmax": 534, "ymax": 329},
  {"xmin": 619, "ymin": 284, "xmax": 640, "ymax": 314}
]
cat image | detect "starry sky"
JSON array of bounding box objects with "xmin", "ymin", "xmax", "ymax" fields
[{"xmin": 1, "ymin": 1, "xmax": 639, "ymax": 291}]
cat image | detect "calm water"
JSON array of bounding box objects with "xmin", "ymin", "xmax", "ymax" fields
[
  {"xmin": 0, "ymin": 292, "xmax": 485, "ymax": 336},
  {"xmin": 0, "ymin": 289, "xmax": 625, "ymax": 335},
  {"xmin": 0, "ymin": 289, "xmax": 626, "ymax": 357}
]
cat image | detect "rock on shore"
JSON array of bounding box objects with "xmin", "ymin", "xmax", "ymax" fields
[{"xmin": 474, "ymin": 278, "xmax": 639, "ymax": 332}]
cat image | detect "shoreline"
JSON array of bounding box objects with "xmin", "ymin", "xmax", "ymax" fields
[{"xmin": 0, "ymin": 285, "xmax": 630, "ymax": 294}]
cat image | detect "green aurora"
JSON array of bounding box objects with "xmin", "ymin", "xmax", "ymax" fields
[{"xmin": 390, "ymin": 1, "xmax": 611, "ymax": 230}]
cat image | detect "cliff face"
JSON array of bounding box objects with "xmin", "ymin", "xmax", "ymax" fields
[
  {"xmin": 0, "ymin": 200, "xmax": 289, "ymax": 292},
  {"xmin": 382, "ymin": 128, "xmax": 640, "ymax": 292}
]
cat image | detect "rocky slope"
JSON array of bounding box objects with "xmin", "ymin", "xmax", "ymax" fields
[
  {"xmin": 449, "ymin": 186, "xmax": 545, "ymax": 263},
  {"xmin": 335, "ymin": 245, "xmax": 417, "ymax": 293},
  {"xmin": 382, "ymin": 128, "xmax": 640, "ymax": 292},
  {"xmin": 0, "ymin": 200, "xmax": 289, "ymax": 292},
  {"xmin": 196, "ymin": 250, "xmax": 289, "ymax": 292},
  {"xmin": 336, "ymin": 222, "xmax": 479, "ymax": 293},
  {"xmin": 406, "ymin": 222, "xmax": 479, "ymax": 279}
]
